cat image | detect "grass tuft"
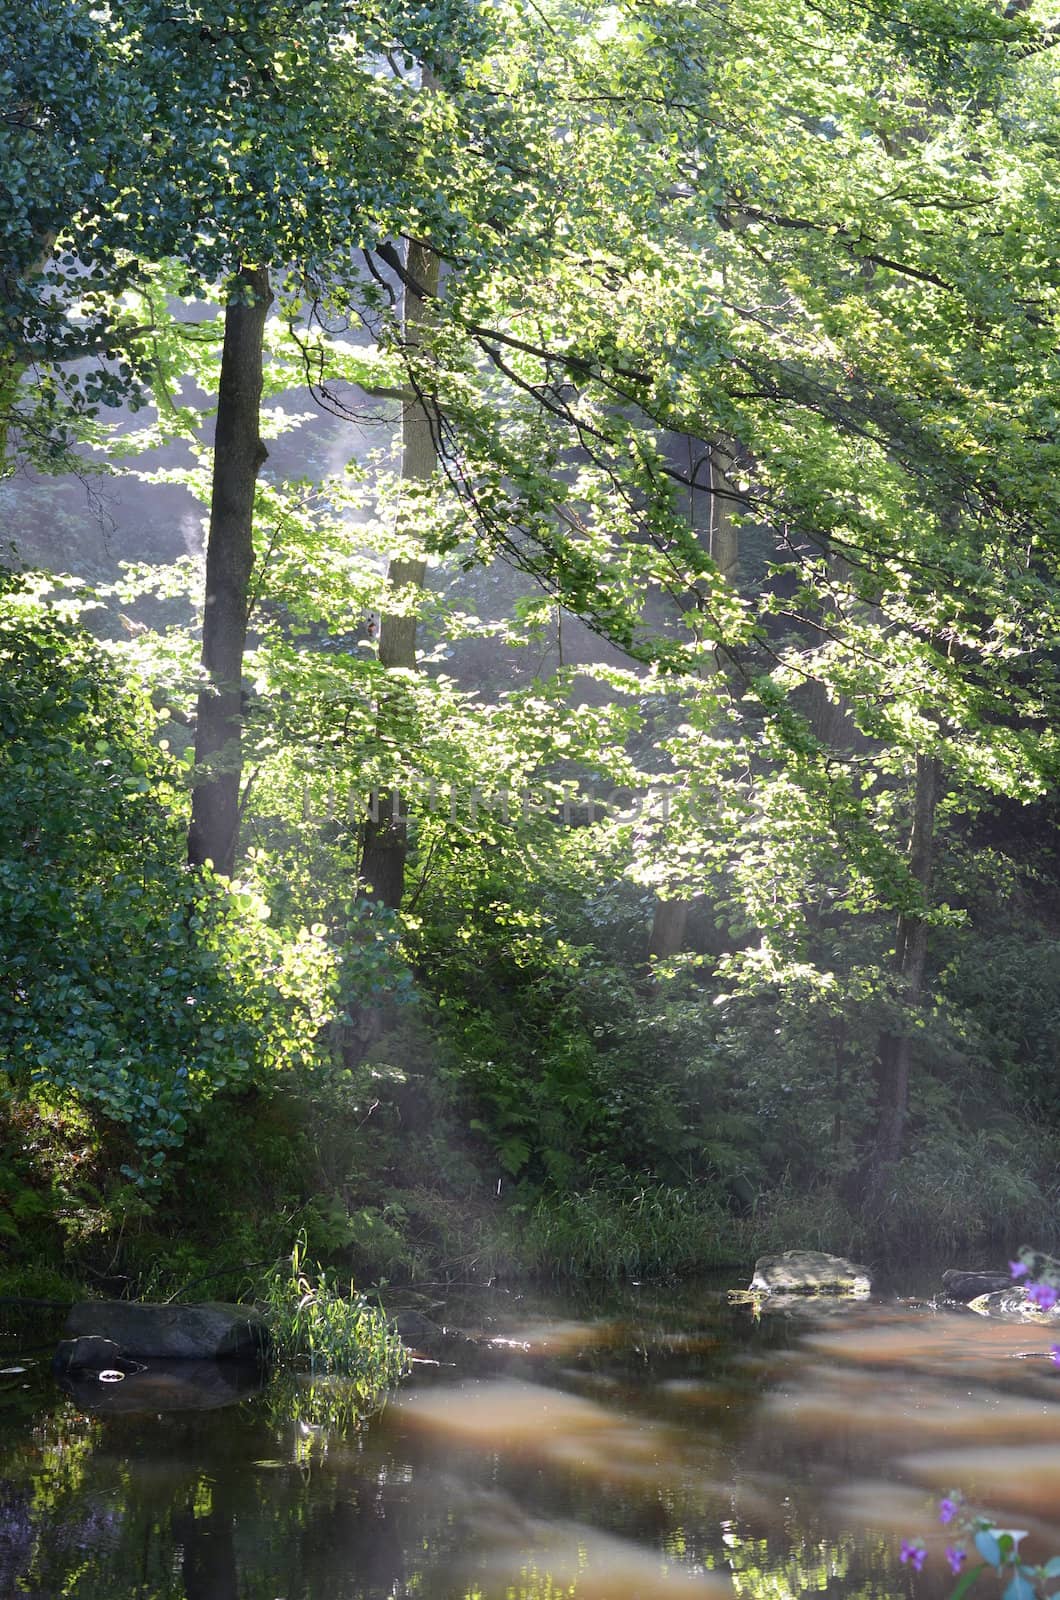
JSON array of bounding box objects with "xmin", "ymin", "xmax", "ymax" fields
[{"xmin": 258, "ymin": 1233, "xmax": 410, "ymax": 1398}]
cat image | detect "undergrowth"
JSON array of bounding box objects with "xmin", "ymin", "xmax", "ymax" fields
[{"xmin": 515, "ymin": 1183, "xmax": 740, "ymax": 1280}]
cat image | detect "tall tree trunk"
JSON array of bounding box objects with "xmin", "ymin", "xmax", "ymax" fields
[
  {"xmin": 707, "ymin": 450, "xmax": 740, "ymax": 591},
  {"xmin": 647, "ymin": 450, "xmax": 738, "ymax": 962},
  {"xmin": 188, "ymin": 265, "xmax": 271, "ymax": 876},
  {"xmin": 872, "ymin": 752, "xmax": 941, "ymax": 1171},
  {"xmin": 359, "ymin": 240, "xmax": 439, "ymax": 908}
]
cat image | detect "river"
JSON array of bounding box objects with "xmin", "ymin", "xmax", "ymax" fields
[{"xmin": 1, "ymin": 1279, "xmax": 1058, "ymax": 1598}]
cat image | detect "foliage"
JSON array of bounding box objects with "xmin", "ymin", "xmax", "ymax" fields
[
  {"xmin": 0, "ymin": 582, "xmax": 336, "ymax": 1183},
  {"xmin": 0, "ymin": 0, "xmax": 499, "ymax": 461},
  {"xmin": 903, "ymin": 1492, "xmax": 1060, "ymax": 1600},
  {"xmin": 5, "ymin": 0, "xmax": 1060, "ymax": 1291}
]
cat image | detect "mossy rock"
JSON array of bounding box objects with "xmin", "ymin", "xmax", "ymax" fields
[
  {"xmin": 749, "ymin": 1250, "xmax": 871, "ymax": 1296},
  {"xmin": 967, "ymin": 1288, "xmax": 1060, "ymax": 1322}
]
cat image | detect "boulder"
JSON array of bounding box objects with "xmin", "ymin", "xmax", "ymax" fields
[
  {"xmin": 63, "ymin": 1300, "xmax": 270, "ymax": 1363},
  {"xmin": 967, "ymin": 1287, "xmax": 1060, "ymax": 1323},
  {"xmin": 940, "ymin": 1269, "xmax": 1012, "ymax": 1303},
  {"xmin": 748, "ymin": 1250, "xmax": 871, "ymax": 1296}
]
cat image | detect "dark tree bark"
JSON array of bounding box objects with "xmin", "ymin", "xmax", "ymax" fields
[
  {"xmin": 647, "ymin": 451, "xmax": 738, "ymax": 962},
  {"xmin": 360, "ymin": 240, "xmax": 439, "ymax": 909},
  {"xmin": 872, "ymin": 752, "xmax": 941, "ymax": 1171},
  {"xmin": 648, "ymin": 898, "xmax": 690, "ymax": 961},
  {"xmin": 188, "ymin": 265, "xmax": 271, "ymax": 876}
]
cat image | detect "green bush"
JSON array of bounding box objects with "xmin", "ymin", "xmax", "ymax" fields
[{"xmin": 0, "ymin": 586, "xmax": 331, "ymax": 1184}]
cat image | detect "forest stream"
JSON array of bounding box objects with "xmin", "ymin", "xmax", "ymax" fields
[{"xmin": 2, "ymin": 1280, "xmax": 1059, "ymax": 1600}]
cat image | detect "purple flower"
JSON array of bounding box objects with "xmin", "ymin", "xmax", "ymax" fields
[
  {"xmin": 1027, "ymin": 1282, "xmax": 1058, "ymax": 1312},
  {"xmin": 939, "ymin": 1498, "xmax": 957, "ymax": 1525},
  {"xmin": 946, "ymin": 1547, "xmax": 967, "ymax": 1575},
  {"xmin": 1010, "ymin": 1259, "xmax": 1031, "ymax": 1279},
  {"xmin": 901, "ymin": 1541, "xmax": 927, "ymax": 1573},
  {"xmin": 1050, "ymin": 1344, "xmax": 1060, "ymax": 1367}
]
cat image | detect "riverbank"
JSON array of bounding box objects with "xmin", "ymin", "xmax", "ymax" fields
[{"xmin": 3, "ymin": 1065, "xmax": 1053, "ymax": 1310}]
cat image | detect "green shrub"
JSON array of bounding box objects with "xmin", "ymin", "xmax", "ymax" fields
[{"xmin": 0, "ymin": 587, "xmax": 332, "ymax": 1184}]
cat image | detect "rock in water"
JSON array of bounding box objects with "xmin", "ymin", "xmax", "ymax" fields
[
  {"xmin": 57, "ymin": 1358, "xmax": 263, "ymax": 1414},
  {"xmin": 63, "ymin": 1301, "xmax": 270, "ymax": 1362},
  {"xmin": 749, "ymin": 1250, "xmax": 871, "ymax": 1296},
  {"xmin": 967, "ymin": 1288, "xmax": 1060, "ymax": 1323},
  {"xmin": 53, "ymin": 1335, "xmax": 142, "ymax": 1376},
  {"xmin": 940, "ymin": 1269, "xmax": 1012, "ymax": 1303}
]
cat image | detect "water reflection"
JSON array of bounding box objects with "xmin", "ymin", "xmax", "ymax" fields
[
  {"xmin": 804, "ymin": 1305, "xmax": 1059, "ymax": 1384},
  {"xmin": 1, "ymin": 1288, "xmax": 1058, "ymax": 1599},
  {"xmin": 395, "ymin": 1375, "xmax": 695, "ymax": 1482},
  {"xmin": 57, "ymin": 1358, "xmax": 263, "ymax": 1416},
  {"xmin": 464, "ymin": 1507, "xmax": 734, "ymax": 1598}
]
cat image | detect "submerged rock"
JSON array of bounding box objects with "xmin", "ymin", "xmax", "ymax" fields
[
  {"xmin": 748, "ymin": 1250, "xmax": 871, "ymax": 1296},
  {"xmin": 389, "ymin": 1310, "xmax": 524, "ymax": 1371},
  {"xmin": 391, "ymin": 1310, "xmax": 451, "ymax": 1353},
  {"xmin": 53, "ymin": 1335, "xmax": 144, "ymax": 1377},
  {"xmin": 940, "ymin": 1269, "xmax": 1012, "ymax": 1303},
  {"xmin": 64, "ymin": 1301, "xmax": 271, "ymax": 1362},
  {"xmin": 967, "ymin": 1288, "xmax": 1060, "ymax": 1323},
  {"xmin": 57, "ymin": 1358, "xmax": 263, "ymax": 1414}
]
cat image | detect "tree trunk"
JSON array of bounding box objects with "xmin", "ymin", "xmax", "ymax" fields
[
  {"xmin": 647, "ymin": 450, "xmax": 738, "ymax": 962},
  {"xmin": 188, "ymin": 265, "xmax": 271, "ymax": 877},
  {"xmin": 872, "ymin": 752, "xmax": 941, "ymax": 1170},
  {"xmin": 359, "ymin": 240, "xmax": 439, "ymax": 908},
  {"xmin": 648, "ymin": 899, "xmax": 690, "ymax": 961},
  {"xmin": 707, "ymin": 450, "xmax": 740, "ymax": 589}
]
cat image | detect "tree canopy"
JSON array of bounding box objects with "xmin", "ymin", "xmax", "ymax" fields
[{"xmin": 2, "ymin": 0, "xmax": 1060, "ymax": 1282}]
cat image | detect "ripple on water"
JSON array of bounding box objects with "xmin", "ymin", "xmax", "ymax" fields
[
  {"xmin": 479, "ymin": 1318, "xmax": 619, "ymax": 1357},
  {"xmin": 902, "ymin": 1444, "xmax": 1060, "ymax": 1529},
  {"xmin": 763, "ymin": 1363, "xmax": 1059, "ymax": 1447}
]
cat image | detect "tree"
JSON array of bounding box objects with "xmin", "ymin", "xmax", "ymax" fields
[
  {"xmin": 13, "ymin": 0, "xmax": 1060, "ymax": 1230},
  {"xmin": 187, "ymin": 266, "xmax": 272, "ymax": 875},
  {"xmin": 386, "ymin": 0, "xmax": 1060, "ymax": 1174},
  {"xmin": 0, "ymin": 576, "xmax": 332, "ymax": 1179},
  {"xmin": 359, "ymin": 240, "xmax": 441, "ymax": 908},
  {"xmin": 3, "ymin": 0, "xmax": 510, "ymax": 873}
]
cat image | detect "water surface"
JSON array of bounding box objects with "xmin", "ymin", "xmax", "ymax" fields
[{"xmin": 2, "ymin": 1283, "xmax": 1057, "ymax": 1598}]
